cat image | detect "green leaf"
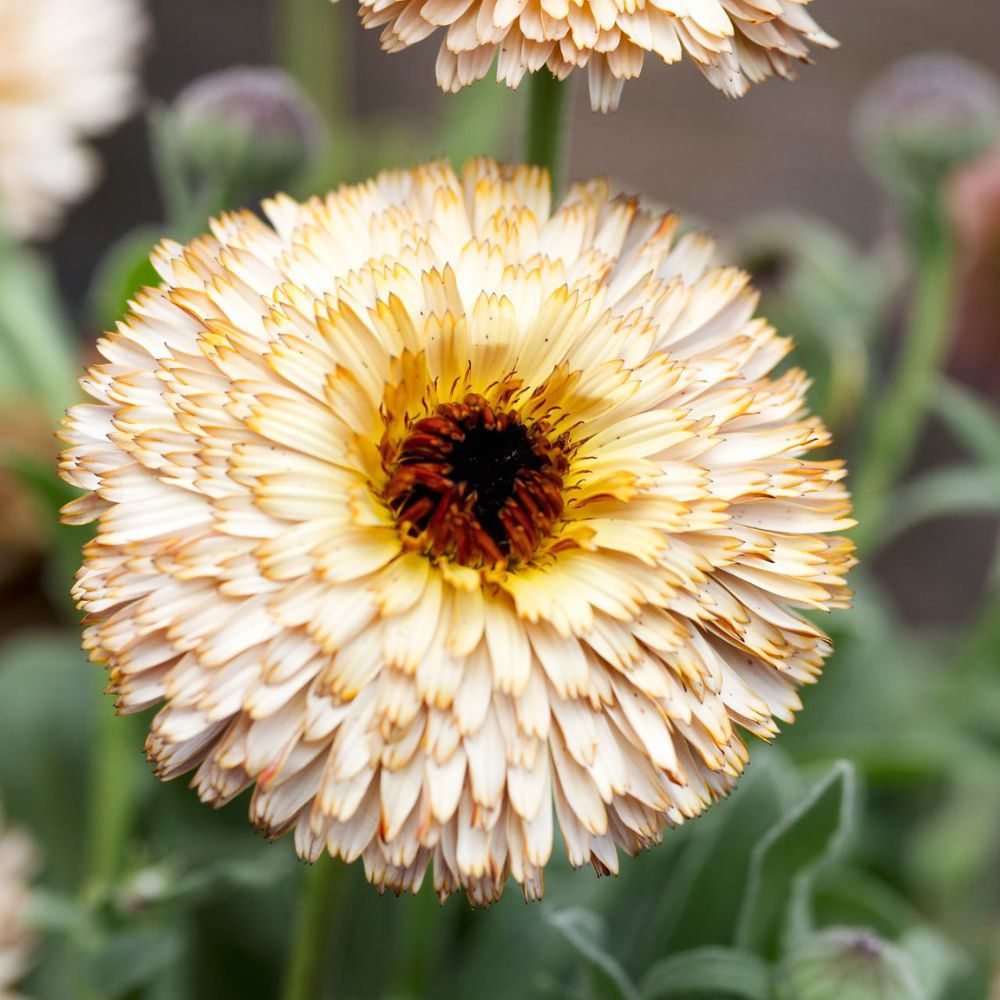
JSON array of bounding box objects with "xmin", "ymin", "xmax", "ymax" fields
[
  {"xmin": 86, "ymin": 925, "xmax": 185, "ymax": 998},
  {"xmin": 735, "ymin": 762, "xmax": 856, "ymax": 958},
  {"xmin": 25, "ymin": 889, "xmax": 92, "ymax": 934},
  {"xmin": 0, "ymin": 632, "xmax": 97, "ymax": 888},
  {"xmin": 0, "ymin": 240, "xmax": 78, "ymax": 420},
  {"xmin": 881, "ymin": 464, "xmax": 1000, "ymax": 545},
  {"xmin": 934, "ymin": 380, "xmax": 1000, "ymax": 469},
  {"xmin": 619, "ymin": 748, "xmax": 796, "ymax": 968},
  {"xmin": 905, "ymin": 769, "xmax": 1000, "ymax": 922},
  {"xmin": 811, "ymin": 869, "xmax": 923, "ymax": 941},
  {"xmin": 87, "ymin": 226, "xmax": 162, "ymax": 332},
  {"xmin": 639, "ymin": 947, "xmax": 773, "ymax": 999},
  {"xmin": 116, "ymin": 852, "xmax": 297, "ymax": 912},
  {"xmin": 544, "ymin": 908, "xmax": 641, "ymax": 1000}
]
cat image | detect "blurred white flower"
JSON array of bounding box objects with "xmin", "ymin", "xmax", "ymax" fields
[
  {"xmin": 0, "ymin": 0, "xmax": 146, "ymax": 240},
  {"xmin": 0, "ymin": 817, "xmax": 35, "ymax": 998}
]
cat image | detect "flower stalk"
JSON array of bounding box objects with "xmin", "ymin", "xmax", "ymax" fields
[
  {"xmin": 852, "ymin": 198, "xmax": 956, "ymax": 550},
  {"xmin": 525, "ymin": 71, "xmax": 570, "ymax": 192},
  {"xmin": 84, "ymin": 690, "xmax": 139, "ymax": 896},
  {"xmin": 278, "ymin": 0, "xmax": 349, "ymax": 129},
  {"xmin": 280, "ymin": 857, "xmax": 342, "ymax": 1000}
]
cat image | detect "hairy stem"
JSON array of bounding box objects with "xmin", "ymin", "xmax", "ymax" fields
[
  {"xmin": 278, "ymin": 0, "xmax": 349, "ymax": 128},
  {"xmin": 853, "ymin": 203, "xmax": 956, "ymax": 551},
  {"xmin": 280, "ymin": 857, "xmax": 343, "ymax": 1000},
  {"xmin": 525, "ymin": 71, "xmax": 570, "ymax": 192},
  {"xmin": 84, "ymin": 689, "xmax": 138, "ymax": 894}
]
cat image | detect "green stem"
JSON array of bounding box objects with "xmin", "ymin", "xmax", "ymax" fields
[
  {"xmin": 955, "ymin": 536, "xmax": 1000, "ymax": 678},
  {"xmin": 84, "ymin": 686, "xmax": 138, "ymax": 895},
  {"xmin": 525, "ymin": 71, "xmax": 570, "ymax": 192},
  {"xmin": 389, "ymin": 881, "xmax": 445, "ymax": 996},
  {"xmin": 852, "ymin": 204, "xmax": 956, "ymax": 552},
  {"xmin": 280, "ymin": 857, "xmax": 342, "ymax": 1000},
  {"xmin": 148, "ymin": 107, "xmax": 198, "ymax": 236},
  {"xmin": 277, "ymin": 0, "xmax": 349, "ymax": 129}
]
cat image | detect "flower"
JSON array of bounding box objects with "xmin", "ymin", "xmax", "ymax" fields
[
  {"xmin": 0, "ymin": 816, "xmax": 35, "ymax": 997},
  {"xmin": 347, "ymin": 0, "xmax": 836, "ymax": 112},
  {"xmin": 60, "ymin": 159, "xmax": 854, "ymax": 905},
  {"xmin": 0, "ymin": 0, "xmax": 146, "ymax": 239}
]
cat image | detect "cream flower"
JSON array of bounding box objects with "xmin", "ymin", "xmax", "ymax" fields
[
  {"xmin": 60, "ymin": 159, "xmax": 854, "ymax": 905},
  {"xmin": 0, "ymin": 818, "xmax": 35, "ymax": 999},
  {"xmin": 349, "ymin": 0, "xmax": 836, "ymax": 112},
  {"xmin": 0, "ymin": 0, "xmax": 146, "ymax": 239}
]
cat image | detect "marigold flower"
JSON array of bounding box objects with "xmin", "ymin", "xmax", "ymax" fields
[
  {"xmin": 0, "ymin": 0, "xmax": 146, "ymax": 239},
  {"xmin": 347, "ymin": 0, "xmax": 836, "ymax": 112},
  {"xmin": 61, "ymin": 159, "xmax": 854, "ymax": 904}
]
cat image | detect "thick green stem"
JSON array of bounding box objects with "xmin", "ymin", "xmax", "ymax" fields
[
  {"xmin": 389, "ymin": 881, "xmax": 446, "ymax": 996},
  {"xmin": 525, "ymin": 71, "xmax": 570, "ymax": 192},
  {"xmin": 84, "ymin": 687, "xmax": 138, "ymax": 895},
  {"xmin": 852, "ymin": 205, "xmax": 956, "ymax": 552},
  {"xmin": 277, "ymin": 0, "xmax": 349, "ymax": 129},
  {"xmin": 280, "ymin": 857, "xmax": 342, "ymax": 1000},
  {"xmin": 955, "ymin": 535, "xmax": 1000, "ymax": 678}
]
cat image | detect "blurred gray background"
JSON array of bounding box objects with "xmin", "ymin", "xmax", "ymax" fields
[{"xmin": 56, "ymin": 0, "xmax": 1000, "ymax": 306}]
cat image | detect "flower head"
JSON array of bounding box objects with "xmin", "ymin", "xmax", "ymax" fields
[
  {"xmin": 0, "ymin": 0, "xmax": 146, "ymax": 239},
  {"xmin": 61, "ymin": 159, "xmax": 854, "ymax": 905},
  {"xmin": 0, "ymin": 817, "xmax": 36, "ymax": 997},
  {"xmin": 346, "ymin": 0, "xmax": 836, "ymax": 112}
]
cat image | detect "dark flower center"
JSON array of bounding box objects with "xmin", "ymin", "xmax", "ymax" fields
[{"xmin": 384, "ymin": 394, "xmax": 569, "ymax": 567}]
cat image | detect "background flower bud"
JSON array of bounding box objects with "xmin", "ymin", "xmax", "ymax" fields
[
  {"xmin": 778, "ymin": 927, "xmax": 922, "ymax": 1000},
  {"xmin": 855, "ymin": 53, "xmax": 1000, "ymax": 211},
  {"xmin": 171, "ymin": 66, "xmax": 326, "ymax": 202}
]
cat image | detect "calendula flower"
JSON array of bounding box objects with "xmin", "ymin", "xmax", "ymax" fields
[
  {"xmin": 0, "ymin": 817, "xmax": 35, "ymax": 997},
  {"xmin": 348, "ymin": 0, "xmax": 836, "ymax": 112},
  {"xmin": 0, "ymin": 0, "xmax": 146, "ymax": 239},
  {"xmin": 61, "ymin": 159, "xmax": 854, "ymax": 905}
]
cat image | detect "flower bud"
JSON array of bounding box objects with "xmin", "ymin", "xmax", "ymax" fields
[
  {"xmin": 855, "ymin": 53, "xmax": 1000, "ymax": 208},
  {"xmin": 949, "ymin": 144, "xmax": 1000, "ymax": 394},
  {"xmin": 778, "ymin": 927, "xmax": 921, "ymax": 1000},
  {"xmin": 172, "ymin": 66, "xmax": 325, "ymax": 199}
]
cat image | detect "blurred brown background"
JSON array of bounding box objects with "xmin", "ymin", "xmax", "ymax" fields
[{"xmin": 56, "ymin": 0, "xmax": 1000, "ymax": 305}]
